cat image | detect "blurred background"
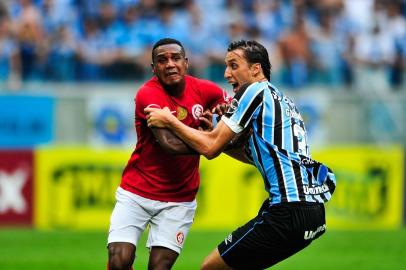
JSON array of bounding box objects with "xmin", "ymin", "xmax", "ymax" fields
[{"xmin": 0, "ymin": 0, "xmax": 405, "ymax": 269}]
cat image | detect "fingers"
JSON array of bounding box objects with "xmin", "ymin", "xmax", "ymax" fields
[
  {"xmin": 144, "ymin": 107, "xmax": 173, "ymax": 128},
  {"xmin": 212, "ymin": 103, "xmax": 229, "ymax": 116},
  {"xmin": 198, "ymin": 116, "xmax": 213, "ymax": 131},
  {"xmin": 144, "ymin": 107, "xmax": 155, "ymax": 114},
  {"xmin": 144, "ymin": 109, "xmax": 158, "ymax": 128},
  {"xmin": 202, "ymin": 109, "xmax": 213, "ymax": 119},
  {"xmin": 146, "ymin": 113, "xmax": 153, "ymax": 127},
  {"xmin": 144, "ymin": 106, "xmax": 170, "ymax": 114}
]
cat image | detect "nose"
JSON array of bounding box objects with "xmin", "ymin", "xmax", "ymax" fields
[
  {"xmin": 166, "ymin": 58, "xmax": 176, "ymax": 68},
  {"xmin": 224, "ymin": 66, "xmax": 231, "ymax": 79}
]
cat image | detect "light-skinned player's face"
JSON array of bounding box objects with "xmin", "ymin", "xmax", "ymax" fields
[
  {"xmin": 152, "ymin": 44, "xmax": 188, "ymax": 87},
  {"xmin": 224, "ymin": 49, "xmax": 260, "ymax": 93}
]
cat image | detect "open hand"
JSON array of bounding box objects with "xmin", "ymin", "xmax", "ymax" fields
[{"xmin": 144, "ymin": 107, "xmax": 174, "ymax": 128}]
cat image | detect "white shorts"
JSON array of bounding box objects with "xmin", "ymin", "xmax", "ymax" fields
[{"xmin": 107, "ymin": 187, "xmax": 197, "ymax": 254}]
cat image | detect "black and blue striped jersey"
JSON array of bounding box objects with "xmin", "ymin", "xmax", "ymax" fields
[{"xmin": 222, "ymin": 81, "xmax": 336, "ymax": 205}]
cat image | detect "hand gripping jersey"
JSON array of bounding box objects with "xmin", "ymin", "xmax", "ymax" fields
[
  {"xmin": 121, "ymin": 76, "xmax": 229, "ymax": 202},
  {"xmin": 222, "ymin": 81, "xmax": 336, "ymax": 205}
]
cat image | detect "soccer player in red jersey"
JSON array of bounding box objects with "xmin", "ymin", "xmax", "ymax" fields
[{"xmin": 107, "ymin": 38, "xmax": 230, "ymax": 270}]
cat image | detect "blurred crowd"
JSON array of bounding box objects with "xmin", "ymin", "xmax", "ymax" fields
[{"xmin": 0, "ymin": 0, "xmax": 405, "ymax": 90}]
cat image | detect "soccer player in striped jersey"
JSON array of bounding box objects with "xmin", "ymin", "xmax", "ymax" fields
[{"xmin": 145, "ymin": 40, "xmax": 336, "ymax": 270}]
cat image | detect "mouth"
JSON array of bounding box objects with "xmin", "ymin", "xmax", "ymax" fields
[
  {"xmin": 166, "ymin": 71, "xmax": 179, "ymax": 78},
  {"xmin": 231, "ymin": 82, "xmax": 240, "ymax": 93}
]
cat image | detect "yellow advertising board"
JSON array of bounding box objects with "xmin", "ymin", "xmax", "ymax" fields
[
  {"xmin": 197, "ymin": 146, "xmax": 404, "ymax": 230},
  {"xmin": 34, "ymin": 147, "xmax": 130, "ymax": 230},
  {"xmin": 312, "ymin": 146, "xmax": 404, "ymax": 229},
  {"xmin": 194, "ymin": 155, "xmax": 267, "ymax": 229},
  {"xmin": 34, "ymin": 146, "xmax": 267, "ymax": 230},
  {"xmin": 34, "ymin": 146, "xmax": 404, "ymax": 230}
]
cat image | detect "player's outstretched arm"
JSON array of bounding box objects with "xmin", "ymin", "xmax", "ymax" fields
[
  {"xmin": 145, "ymin": 107, "xmax": 236, "ymax": 159},
  {"xmin": 151, "ymin": 128, "xmax": 198, "ymax": 155}
]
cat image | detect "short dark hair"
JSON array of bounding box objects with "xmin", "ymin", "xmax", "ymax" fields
[
  {"xmin": 227, "ymin": 40, "xmax": 271, "ymax": 81},
  {"xmin": 152, "ymin": 38, "xmax": 186, "ymax": 63}
]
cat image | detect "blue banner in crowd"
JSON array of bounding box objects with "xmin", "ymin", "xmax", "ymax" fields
[{"xmin": 0, "ymin": 95, "xmax": 54, "ymax": 148}]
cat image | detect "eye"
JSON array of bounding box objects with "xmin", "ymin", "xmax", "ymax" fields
[
  {"xmin": 231, "ymin": 63, "xmax": 238, "ymax": 69},
  {"xmin": 157, "ymin": 58, "xmax": 166, "ymax": 64}
]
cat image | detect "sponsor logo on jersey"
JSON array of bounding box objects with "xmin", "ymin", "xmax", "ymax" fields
[
  {"xmin": 192, "ymin": 104, "xmax": 203, "ymax": 120},
  {"xmin": 224, "ymin": 233, "xmax": 233, "ymax": 245},
  {"xmin": 176, "ymin": 231, "xmax": 185, "ymax": 245},
  {"xmin": 299, "ymin": 157, "xmax": 318, "ymax": 166},
  {"xmin": 176, "ymin": 106, "xmax": 188, "ymax": 120},
  {"xmin": 304, "ymin": 224, "xmax": 326, "ymax": 240},
  {"xmin": 303, "ymin": 184, "xmax": 329, "ymax": 195}
]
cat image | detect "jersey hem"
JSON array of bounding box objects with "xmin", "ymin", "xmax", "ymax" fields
[{"xmin": 119, "ymin": 184, "xmax": 197, "ymax": 203}]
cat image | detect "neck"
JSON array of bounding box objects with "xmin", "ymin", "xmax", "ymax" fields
[
  {"xmin": 164, "ymin": 80, "xmax": 185, "ymax": 97},
  {"xmin": 256, "ymin": 76, "xmax": 268, "ymax": 83}
]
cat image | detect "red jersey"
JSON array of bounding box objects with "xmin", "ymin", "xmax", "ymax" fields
[{"xmin": 121, "ymin": 76, "xmax": 229, "ymax": 202}]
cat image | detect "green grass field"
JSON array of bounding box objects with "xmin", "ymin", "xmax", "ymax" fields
[{"xmin": 1, "ymin": 228, "xmax": 405, "ymax": 269}]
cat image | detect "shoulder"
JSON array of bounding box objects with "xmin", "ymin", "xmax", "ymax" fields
[
  {"xmin": 186, "ymin": 76, "xmax": 222, "ymax": 91},
  {"xmin": 234, "ymin": 81, "xmax": 266, "ymax": 101},
  {"xmin": 137, "ymin": 77, "xmax": 163, "ymax": 98}
]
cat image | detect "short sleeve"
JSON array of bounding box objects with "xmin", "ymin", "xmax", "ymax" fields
[
  {"xmin": 135, "ymin": 87, "xmax": 163, "ymax": 120},
  {"xmin": 223, "ymin": 82, "xmax": 264, "ymax": 130}
]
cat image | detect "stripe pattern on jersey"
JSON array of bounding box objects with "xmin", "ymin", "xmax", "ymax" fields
[{"xmin": 227, "ymin": 81, "xmax": 336, "ymax": 205}]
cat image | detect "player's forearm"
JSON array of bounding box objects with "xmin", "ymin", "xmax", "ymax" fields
[
  {"xmin": 168, "ymin": 117, "xmax": 220, "ymax": 159},
  {"xmin": 145, "ymin": 107, "xmax": 231, "ymax": 159},
  {"xmin": 151, "ymin": 128, "xmax": 198, "ymax": 155}
]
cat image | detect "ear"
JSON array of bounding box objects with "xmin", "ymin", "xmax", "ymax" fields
[
  {"xmin": 185, "ymin": 57, "xmax": 189, "ymax": 70},
  {"xmin": 151, "ymin": 63, "xmax": 155, "ymax": 74},
  {"xmin": 250, "ymin": 63, "xmax": 262, "ymax": 78}
]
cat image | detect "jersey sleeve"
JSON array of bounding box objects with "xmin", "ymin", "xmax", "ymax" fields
[
  {"xmin": 222, "ymin": 82, "xmax": 264, "ymax": 133},
  {"xmin": 135, "ymin": 87, "xmax": 163, "ymax": 120}
]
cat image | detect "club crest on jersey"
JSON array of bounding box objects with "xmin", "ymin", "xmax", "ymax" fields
[
  {"xmin": 176, "ymin": 106, "xmax": 188, "ymax": 120},
  {"xmin": 192, "ymin": 104, "xmax": 204, "ymax": 120},
  {"xmin": 176, "ymin": 231, "xmax": 185, "ymax": 245}
]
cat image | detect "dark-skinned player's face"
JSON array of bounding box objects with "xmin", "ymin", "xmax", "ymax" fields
[{"xmin": 152, "ymin": 44, "xmax": 188, "ymax": 87}]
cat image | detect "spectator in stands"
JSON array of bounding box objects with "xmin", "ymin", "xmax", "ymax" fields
[
  {"xmin": 14, "ymin": 0, "xmax": 46, "ymax": 81},
  {"xmin": 182, "ymin": 0, "xmax": 211, "ymax": 78},
  {"xmin": 353, "ymin": 20, "xmax": 395, "ymax": 92},
  {"xmin": 76, "ymin": 17, "xmax": 104, "ymax": 81},
  {"xmin": 47, "ymin": 24, "xmax": 77, "ymax": 81},
  {"xmin": 309, "ymin": 8, "xmax": 343, "ymax": 86},
  {"xmin": 0, "ymin": 0, "xmax": 404, "ymax": 89},
  {"xmin": 115, "ymin": 3, "xmax": 149, "ymax": 80},
  {"xmin": 0, "ymin": 5, "xmax": 21, "ymax": 89},
  {"xmin": 384, "ymin": 0, "xmax": 406, "ymax": 87},
  {"xmin": 278, "ymin": 11, "xmax": 312, "ymax": 88}
]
